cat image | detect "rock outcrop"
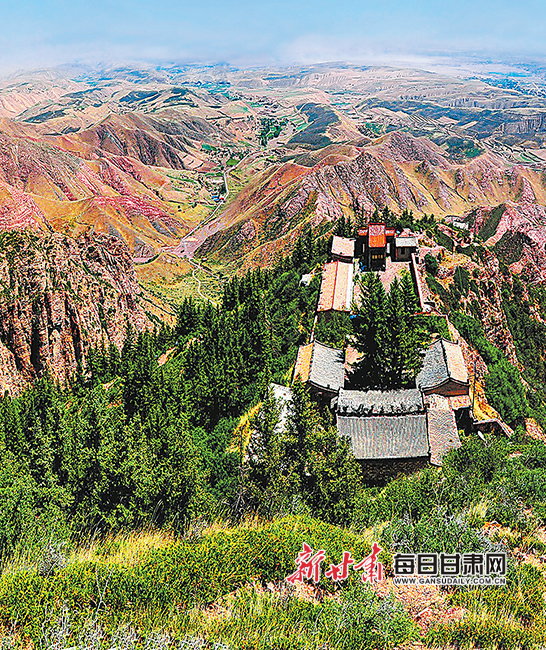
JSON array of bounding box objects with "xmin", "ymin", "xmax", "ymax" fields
[{"xmin": 0, "ymin": 230, "xmax": 151, "ymax": 393}]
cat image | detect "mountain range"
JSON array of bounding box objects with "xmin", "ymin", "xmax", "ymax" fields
[{"xmin": 1, "ymin": 62, "xmax": 546, "ymax": 388}]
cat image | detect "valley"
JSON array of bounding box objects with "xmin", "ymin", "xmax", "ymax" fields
[{"xmin": 3, "ymin": 60, "xmax": 546, "ymax": 650}]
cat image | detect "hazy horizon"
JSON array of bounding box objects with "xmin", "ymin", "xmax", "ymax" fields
[{"xmin": 1, "ymin": 0, "xmax": 546, "ymax": 78}]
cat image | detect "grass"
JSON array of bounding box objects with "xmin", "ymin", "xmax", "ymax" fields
[
  {"xmin": 0, "ymin": 581, "xmax": 416, "ymax": 650},
  {"xmin": 200, "ymin": 584, "xmax": 416, "ymax": 650},
  {"xmin": 2, "ymin": 511, "xmax": 546, "ymax": 648},
  {"xmin": 426, "ymin": 562, "xmax": 546, "ymax": 649},
  {"xmin": 136, "ymin": 255, "xmax": 223, "ymax": 306},
  {"xmin": 0, "ymin": 516, "xmax": 375, "ymax": 640}
]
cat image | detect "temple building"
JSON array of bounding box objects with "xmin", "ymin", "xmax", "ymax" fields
[
  {"xmin": 293, "ymin": 340, "xmax": 345, "ymax": 406},
  {"xmin": 331, "ymin": 235, "xmax": 355, "ymax": 263},
  {"xmin": 417, "ymin": 337, "xmax": 469, "ymax": 397},
  {"xmin": 356, "ymin": 223, "xmax": 395, "ymax": 270},
  {"xmin": 355, "ymin": 223, "xmax": 420, "ymax": 268},
  {"xmin": 335, "ymin": 385, "xmax": 461, "ymax": 478},
  {"xmin": 417, "ymin": 336, "xmax": 471, "ymax": 427},
  {"xmin": 317, "ymin": 261, "xmax": 354, "ymax": 313},
  {"xmin": 393, "ymin": 236, "xmax": 419, "ymax": 262}
]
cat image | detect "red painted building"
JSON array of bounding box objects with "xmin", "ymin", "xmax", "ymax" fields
[{"xmin": 356, "ymin": 223, "xmax": 396, "ymax": 270}]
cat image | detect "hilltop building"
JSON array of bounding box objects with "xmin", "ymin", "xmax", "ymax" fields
[
  {"xmin": 393, "ymin": 236, "xmax": 419, "ymax": 262},
  {"xmin": 356, "ymin": 223, "xmax": 395, "ymax": 270},
  {"xmin": 335, "ymin": 384, "xmax": 461, "ymax": 478},
  {"xmin": 417, "ymin": 337, "xmax": 469, "ymax": 397},
  {"xmin": 336, "ymin": 388, "xmax": 430, "ymax": 476},
  {"xmin": 331, "ymin": 235, "xmax": 355, "ymax": 263},
  {"xmin": 291, "ymin": 334, "xmax": 468, "ymax": 476},
  {"xmin": 293, "ymin": 340, "xmax": 345, "ymax": 406},
  {"xmin": 355, "ymin": 223, "xmax": 420, "ymax": 269},
  {"xmin": 417, "ymin": 336, "xmax": 471, "ymax": 428},
  {"xmin": 288, "ymin": 231, "xmax": 470, "ymax": 478},
  {"xmin": 317, "ymin": 261, "xmax": 354, "ymax": 313}
]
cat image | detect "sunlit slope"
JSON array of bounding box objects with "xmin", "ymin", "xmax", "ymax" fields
[{"xmin": 197, "ymin": 132, "xmax": 546, "ymax": 270}]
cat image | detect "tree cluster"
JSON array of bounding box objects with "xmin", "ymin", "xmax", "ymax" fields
[
  {"xmin": 0, "ymin": 226, "xmax": 338, "ymax": 555},
  {"xmin": 242, "ymin": 380, "xmax": 362, "ymax": 524},
  {"xmin": 350, "ymin": 272, "xmax": 429, "ymax": 389}
]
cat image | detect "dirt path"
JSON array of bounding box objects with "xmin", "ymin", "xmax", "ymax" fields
[
  {"xmin": 172, "ymin": 150, "xmax": 258, "ymax": 260},
  {"xmin": 192, "ymin": 267, "xmax": 208, "ymax": 301}
]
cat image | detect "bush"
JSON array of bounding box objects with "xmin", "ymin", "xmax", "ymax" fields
[
  {"xmin": 424, "ymin": 253, "xmax": 439, "ymax": 276},
  {"xmin": 0, "ymin": 516, "xmax": 373, "ymax": 637},
  {"xmin": 204, "ymin": 582, "xmax": 416, "ymax": 650},
  {"xmin": 381, "ymin": 507, "xmax": 502, "ymax": 556}
]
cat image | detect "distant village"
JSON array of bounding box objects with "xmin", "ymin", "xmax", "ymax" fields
[{"xmin": 273, "ymin": 222, "xmax": 509, "ymax": 479}]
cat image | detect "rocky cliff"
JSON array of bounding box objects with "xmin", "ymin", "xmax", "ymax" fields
[{"xmin": 0, "ymin": 230, "xmax": 151, "ymax": 394}]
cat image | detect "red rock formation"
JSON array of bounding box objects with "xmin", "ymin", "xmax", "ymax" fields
[{"xmin": 0, "ymin": 230, "xmax": 151, "ymax": 393}]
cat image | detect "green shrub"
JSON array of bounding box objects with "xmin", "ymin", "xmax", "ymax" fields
[
  {"xmin": 424, "ymin": 253, "xmax": 439, "ymax": 276},
  {"xmin": 381, "ymin": 507, "xmax": 500, "ymax": 556},
  {"xmin": 426, "ymin": 614, "xmax": 543, "ymax": 650},
  {"xmin": 213, "ymin": 583, "xmax": 416, "ymax": 650},
  {"xmin": 427, "ymin": 563, "xmax": 546, "ymax": 649},
  {"xmin": 0, "ymin": 516, "xmax": 372, "ymax": 637}
]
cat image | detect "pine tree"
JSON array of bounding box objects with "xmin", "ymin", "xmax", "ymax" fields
[
  {"xmin": 304, "ymin": 424, "xmax": 362, "ymax": 524},
  {"xmin": 352, "ymin": 272, "xmax": 428, "ymax": 389},
  {"xmin": 285, "ymin": 381, "xmax": 362, "ymax": 523},
  {"xmin": 386, "ymin": 277, "xmax": 407, "ymax": 386},
  {"xmin": 244, "ymin": 388, "xmax": 287, "ymax": 516},
  {"xmin": 351, "ymin": 273, "xmax": 389, "ymax": 388}
]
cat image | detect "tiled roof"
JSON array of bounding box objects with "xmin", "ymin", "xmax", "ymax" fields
[
  {"xmin": 332, "ymin": 236, "xmax": 355, "ymax": 259},
  {"xmin": 317, "ymin": 261, "xmax": 353, "ymax": 312},
  {"xmin": 338, "ymin": 414, "xmax": 429, "ymax": 460},
  {"xmin": 369, "ymin": 223, "xmax": 386, "ymax": 248},
  {"xmin": 395, "ymin": 237, "xmax": 418, "ymax": 248},
  {"xmin": 427, "ymin": 405, "xmax": 461, "ymax": 466},
  {"xmin": 308, "ymin": 341, "xmax": 346, "ymax": 392},
  {"xmin": 444, "ymin": 340, "xmax": 469, "ymax": 384},
  {"xmin": 337, "ymin": 388, "xmax": 424, "ymax": 416},
  {"xmin": 294, "ymin": 343, "xmax": 313, "ymax": 383},
  {"xmin": 417, "ymin": 338, "xmax": 469, "ymax": 392},
  {"xmin": 294, "ymin": 341, "xmax": 345, "ymax": 393}
]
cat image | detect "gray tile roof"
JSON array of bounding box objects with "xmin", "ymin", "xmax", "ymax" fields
[
  {"xmin": 337, "ymin": 388, "xmax": 424, "ymax": 416},
  {"xmin": 338, "ymin": 414, "xmax": 429, "ymax": 460},
  {"xmin": 395, "ymin": 237, "xmax": 418, "ymax": 248},
  {"xmin": 309, "ymin": 341, "xmax": 346, "ymax": 392},
  {"xmin": 427, "ymin": 407, "xmax": 461, "ymax": 466},
  {"xmin": 417, "ymin": 338, "xmax": 468, "ymax": 392}
]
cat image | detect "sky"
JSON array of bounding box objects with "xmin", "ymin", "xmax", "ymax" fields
[{"xmin": 1, "ymin": 0, "xmax": 546, "ymax": 74}]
